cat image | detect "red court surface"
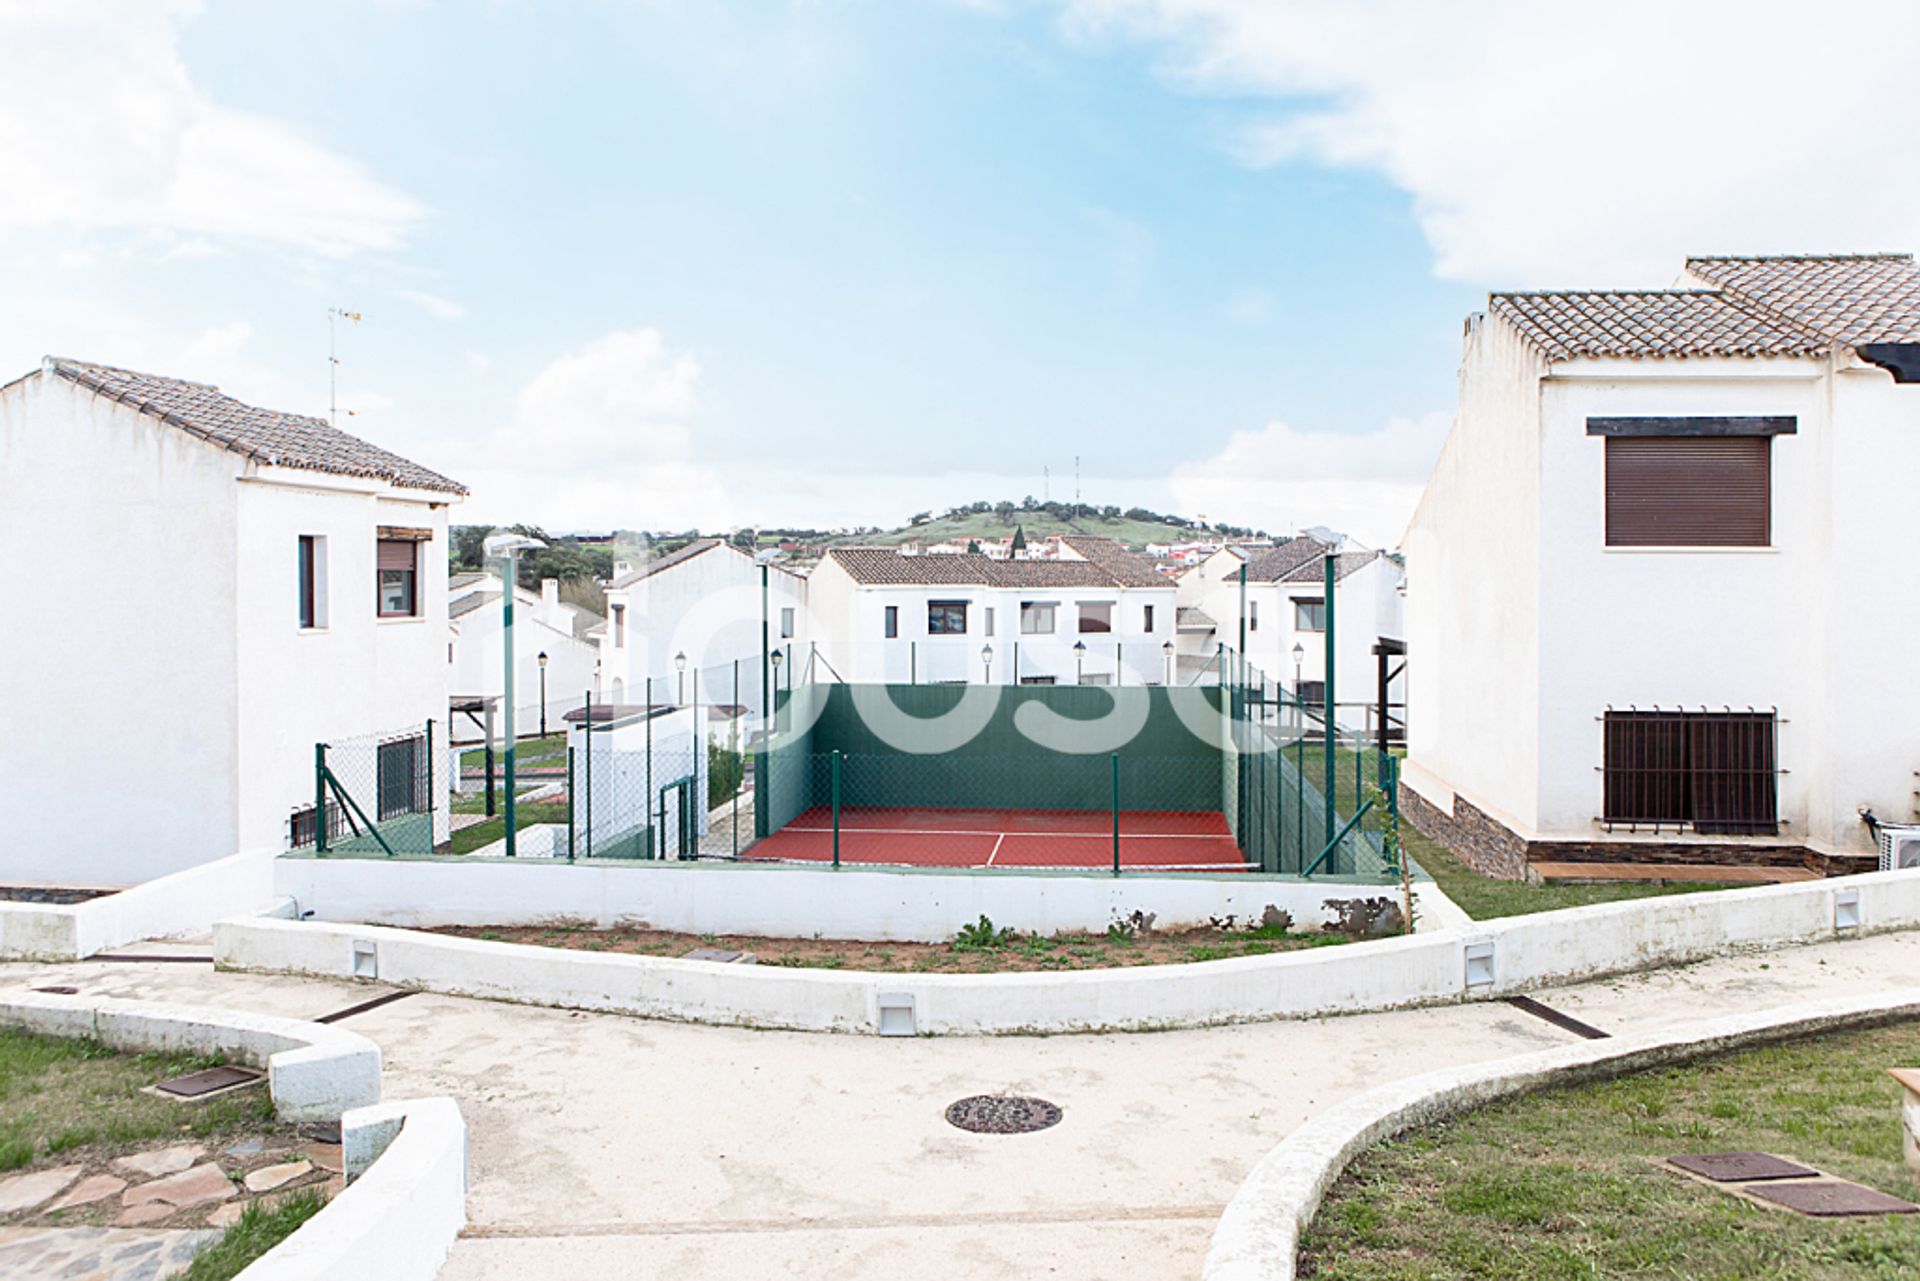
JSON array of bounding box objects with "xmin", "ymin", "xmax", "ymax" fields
[{"xmin": 743, "ymin": 805, "xmax": 1251, "ymax": 871}]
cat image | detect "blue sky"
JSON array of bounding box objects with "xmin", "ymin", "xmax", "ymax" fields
[{"xmin": 5, "ymin": 1, "xmax": 1916, "ymax": 546}]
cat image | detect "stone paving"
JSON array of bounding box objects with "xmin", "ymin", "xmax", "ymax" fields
[{"xmin": 0, "ymin": 1226, "xmax": 216, "ymax": 1281}]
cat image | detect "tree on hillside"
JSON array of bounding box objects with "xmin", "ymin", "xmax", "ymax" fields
[
  {"xmin": 966, "ymin": 539, "xmax": 981, "ymax": 554},
  {"xmin": 909, "ymin": 511, "xmax": 932, "ymax": 526},
  {"xmin": 994, "ymin": 500, "xmax": 1016, "ymax": 522},
  {"xmin": 1011, "ymin": 525, "xmax": 1027, "ymax": 553}
]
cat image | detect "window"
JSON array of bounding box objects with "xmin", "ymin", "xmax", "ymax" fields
[
  {"xmin": 377, "ymin": 539, "xmax": 418, "ymax": 617},
  {"xmin": 928, "ymin": 600, "xmax": 968, "ymax": 634},
  {"xmin": 376, "ymin": 734, "xmax": 429, "ymax": 821},
  {"xmin": 1603, "ymin": 436, "xmax": 1771, "ymax": 547},
  {"xmin": 1602, "ymin": 710, "xmax": 1778, "ymax": 835},
  {"xmin": 1077, "ymin": 601, "xmax": 1113, "ymax": 634},
  {"xmin": 297, "ymin": 535, "xmax": 327, "ymax": 629},
  {"xmin": 1019, "ymin": 675, "xmax": 1057, "ymax": 685},
  {"xmin": 884, "ymin": 605, "xmax": 899, "ymax": 638},
  {"xmin": 984, "ymin": 607, "xmax": 995, "ymax": 637},
  {"xmin": 1249, "ymin": 600, "xmax": 1258, "ymax": 633},
  {"xmin": 1020, "ymin": 601, "xmax": 1056, "ymax": 634},
  {"xmin": 1143, "ymin": 604, "xmax": 1155, "ymax": 632},
  {"xmin": 1297, "ymin": 679, "xmax": 1326, "ymax": 704},
  {"xmin": 1294, "ymin": 597, "xmax": 1326, "ymax": 632},
  {"xmin": 780, "ymin": 607, "xmax": 795, "ymax": 639},
  {"xmin": 611, "ymin": 604, "xmax": 626, "ymax": 647}
]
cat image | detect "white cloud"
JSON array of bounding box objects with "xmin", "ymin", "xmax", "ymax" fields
[
  {"xmin": 0, "ymin": 0, "xmax": 425, "ymax": 257},
  {"xmin": 178, "ymin": 320, "xmax": 252, "ymax": 364},
  {"xmin": 1168, "ymin": 412, "xmax": 1449, "ymax": 548},
  {"xmin": 458, "ymin": 329, "xmax": 730, "ymax": 530},
  {"xmin": 1061, "ymin": 0, "xmax": 1920, "ymax": 284},
  {"xmin": 394, "ymin": 288, "xmax": 466, "ymax": 321}
]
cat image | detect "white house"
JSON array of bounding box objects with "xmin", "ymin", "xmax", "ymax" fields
[
  {"xmin": 597, "ymin": 537, "xmax": 807, "ymax": 712},
  {"xmin": 447, "ymin": 570, "xmax": 602, "ymax": 742},
  {"xmin": 1177, "ymin": 539, "xmax": 1405, "ymax": 719},
  {"xmin": 0, "ymin": 357, "xmax": 464, "ymax": 885},
  {"xmin": 1403, "ymin": 253, "xmax": 1920, "ymax": 878},
  {"xmin": 807, "ymin": 536, "xmax": 1177, "ymax": 685}
]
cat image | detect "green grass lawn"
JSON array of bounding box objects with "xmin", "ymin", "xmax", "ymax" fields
[
  {"xmin": 1299, "ymin": 1019, "xmax": 1920, "ymax": 1280},
  {"xmin": 457, "ymin": 733, "xmax": 568, "ymax": 774},
  {"xmin": 178, "ymin": 1191, "xmax": 325, "ymax": 1281},
  {"xmin": 0, "ymin": 1029, "xmax": 275, "ymax": 1173},
  {"xmin": 447, "ymin": 801, "xmax": 570, "ymax": 854},
  {"xmin": 1403, "ymin": 820, "xmax": 1719, "ymax": 920}
]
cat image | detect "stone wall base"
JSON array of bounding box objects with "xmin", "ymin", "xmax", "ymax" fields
[{"xmin": 1399, "ymin": 783, "xmax": 1861, "ymax": 881}]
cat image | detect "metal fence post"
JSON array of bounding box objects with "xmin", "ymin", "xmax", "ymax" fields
[
  {"xmin": 314, "ymin": 742, "xmax": 328, "ymax": 856},
  {"xmin": 645, "ymin": 675, "xmax": 655, "ymax": 859},
  {"xmin": 1323, "ymin": 550, "xmax": 1338, "ymax": 869},
  {"xmin": 566, "ymin": 746, "xmax": 576, "ymax": 862},
  {"xmin": 1111, "ymin": 752, "xmax": 1121, "ymax": 876},
  {"xmin": 831, "ymin": 749, "xmax": 842, "ymax": 869},
  {"xmin": 424, "ymin": 719, "xmax": 435, "ymax": 840},
  {"xmin": 583, "ymin": 689, "xmax": 594, "ymax": 860},
  {"xmin": 732, "ymin": 659, "xmax": 741, "ymax": 859},
  {"xmin": 911, "ymin": 641, "xmax": 917, "ymax": 686}
]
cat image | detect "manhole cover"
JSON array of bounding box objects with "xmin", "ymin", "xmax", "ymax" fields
[
  {"xmin": 945, "ymin": 1095, "xmax": 1062, "ymax": 1135},
  {"xmin": 1746, "ymin": 1180, "xmax": 1920, "ymax": 1217},
  {"xmin": 154, "ymin": 1065, "xmax": 263, "ymax": 1098},
  {"xmin": 1668, "ymin": 1152, "xmax": 1817, "ymax": 1182}
]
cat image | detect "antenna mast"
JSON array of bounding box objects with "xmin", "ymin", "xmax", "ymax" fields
[{"xmin": 327, "ymin": 307, "xmax": 362, "ymax": 428}]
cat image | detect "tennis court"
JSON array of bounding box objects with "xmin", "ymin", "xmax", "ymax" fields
[{"xmin": 743, "ymin": 804, "xmax": 1250, "ymax": 871}]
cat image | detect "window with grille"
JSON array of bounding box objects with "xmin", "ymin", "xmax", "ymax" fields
[
  {"xmin": 377, "ymin": 734, "xmax": 429, "ymax": 821},
  {"xmin": 1601, "ymin": 709, "xmax": 1778, "ymax": 834}
]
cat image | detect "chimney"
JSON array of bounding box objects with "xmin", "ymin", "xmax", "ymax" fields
[{"xmin": 541, "ymin": 578, "xmax": 560, "ymax": 621}]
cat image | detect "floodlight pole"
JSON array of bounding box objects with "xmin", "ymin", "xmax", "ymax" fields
[{"xmin": 486, "ymin": 533, "xmax": 547, "ymax": 858}]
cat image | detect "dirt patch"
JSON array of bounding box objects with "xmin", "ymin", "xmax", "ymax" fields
[{"xmin": 428, "ymin": 917, "xmax": 1357, "ymax": 972}]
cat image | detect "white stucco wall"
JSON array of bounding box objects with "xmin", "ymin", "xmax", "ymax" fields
[
  {"xmin": 448, "ymin": 573, "xmax": 600, "ymax": 735},
  {"xmin": 0, "ymin": 371, "xmax": 243, "ymax": 883}
]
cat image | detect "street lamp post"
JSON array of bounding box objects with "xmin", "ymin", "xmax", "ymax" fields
[
  {"xmin": 1073, "ymin": 639, "xmax": 1087, "ymax": 685},
  {"xmin": 1292, "ymin": 641, "xmax": 1305, "ymax": 695},
  {"xmin": 1161, "ymin": 640, "xmax": 1174, "ymax": 686},
  {"xmin": 537, "ymin": 651, "xmax": 549, "ymax": 739},
  {"xmin": 981, "ymin": 643, "xmax": 993, "ymax": 685},
  {"xmin": 675, "ymin": 650, "xmax": 688, "ymax": 705},
  {"xmin": 484, "ymin": 532, "xmax": 547, "ymax": 858}
]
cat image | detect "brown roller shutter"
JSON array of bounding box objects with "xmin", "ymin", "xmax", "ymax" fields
[
  {"xmin": 377, "ymin": 539, "xmax": 417, "ymax": 570},
  {"xmin": 1605, "ymin": 436, "xmax": 1770, "ymax": 547}
]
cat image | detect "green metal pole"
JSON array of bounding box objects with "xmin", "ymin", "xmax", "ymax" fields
[
  {"xmin": 424, "ymin": 719, "xmax": 435, "ymax": 850},
  {"xmin": 911, "ymin": 641, "xmax": 917, "ymax": 686},
  {"xmin": 1111, "ymin": 752, "xmax": 1121, "ymax": 876},
  {"xmin": 692, "ymin": 667, "xmax": 701, "ymax": 860},
  {"xmin": 566, "ymin": 746, "xmax": 576, "ymax": 862},
  {"xmin": 831, "ymin": 750, "xmax": 842, "ymax": 869},
  {"xmin": 584, "ymin": 689, "xmax": 594, "ymax": 859},
  {"xmin": 646, "ymin": 676, "xmax": 654, "ymax": 858},
  {"xmin": 503, "ymin": 551, "xmax": 519, "ymax": 858},
  {"xmin": 314, "ymin": 742, "xmax": 328, "ymax": 856},
  {"xmin": 732, "ymin": 660, "xmax": 741, "ymax": 859},
  {"xmin": 760, "ymin": 565, "xmax": 770, "ymax": 728},
  {"xmin": 1237, "ymin": 561, "xmax": 1247, "ymax": 662},
  {"xmin": 1322, "ymin": 551, "xmax": 1338, "ymax": 871}
]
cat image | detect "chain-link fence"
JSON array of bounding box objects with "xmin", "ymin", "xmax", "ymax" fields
[{"xmin": 295, "ymin": 721, "xmax": 438, "ymax": 856}]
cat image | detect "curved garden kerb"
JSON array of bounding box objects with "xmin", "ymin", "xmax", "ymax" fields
[{"xmin": 1199, "ymin": 986, "xmax": 1920, "ymax": 1281}]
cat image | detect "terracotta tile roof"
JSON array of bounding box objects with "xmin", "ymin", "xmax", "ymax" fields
[
  {"xmin": 46, "ymin": 358, "xmax": 466, "ymax": 494},
  {"xmin": 823, "ymin": 546, "xmax": 1165, "ymax": 589},
  {"xmin": 1487, "ymin": 292, "xmax": 1826, "ymax": 362},
  {"xmin": 1057, "ymin": 535, "xmax": 1164, "ymax": 587},
  {"xmin": 1684, "ymin": 254, "xmax": 1920, "ymax": 346},
  {"xmin": 1236, "ymin": 538, "xmax": 1335, "ymax": 583},
  {"xmin": 1280, "ymin": 549, "xmax": 1381, "ymax": 584}
]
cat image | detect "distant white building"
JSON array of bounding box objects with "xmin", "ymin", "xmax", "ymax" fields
[
  {"xmin": 447, "ymin": 570, "xmax": 602, "ymax": 742},
  {"xmin": 807, "ymin": 536, "xmax": 1177, "ymax": 685},
  {"xmin": 1176, "ymin": 539, "xmax": 1404, "ymax": 722},
  {"xmin": 1403, "ymin": 253, "xmax": 1920, "ymax": 877},
  {"xmin": 597, "ymin": 538, "xmax": 807, "ymax": 711},
  {"xmin": 0, "ymin": 357, "xmax": 464, "ymax": 885}
]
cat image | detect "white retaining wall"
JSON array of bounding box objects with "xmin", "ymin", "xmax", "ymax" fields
[
  {"xmin": 273, "ymin": 854, "xmax": 1422, "ymax": 943},
  {"xmin": 238, "ymin": 1097, "xmax": 467, "ymax": 1281},
  {"xmin": 0, "ymin": 848, "xmax": 280, "ymax": 961},
  {"xmin": 0, "ymin": 990, "xmax": 381, "ymax": 1121},
  {"xmin": 1203, "ymin": 986, "xmax": 1920, "ymax": 1281},
  {"xmin": 216, "ymin": 868, "xmax": 1920, "ymax": 1036}
]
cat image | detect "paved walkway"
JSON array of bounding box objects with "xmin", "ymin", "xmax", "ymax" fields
[
  {"xmin": 5, "ymin": 930, "xmax": 1918, "ymax": 1280},
  {"xmin": 0, "ymin": 1226, "xmax": 215, "ymax": 1281}
]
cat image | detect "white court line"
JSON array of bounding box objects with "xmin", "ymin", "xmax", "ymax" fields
[{"xmin": 984, "ymin": 832, "xmax": 1007, "ymax": 866}]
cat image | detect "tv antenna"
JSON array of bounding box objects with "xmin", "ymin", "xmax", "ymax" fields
[{"xmin": 327, "ymin": 307, "xmax": 362, "ymax": 428}]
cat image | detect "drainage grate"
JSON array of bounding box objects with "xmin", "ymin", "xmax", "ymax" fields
[
  {"xmin": 1668, "ymin": 1152, "xmax": 1817, "ymax": 1182},
  {"xmin": 1746, "ymin": 1180, "xmax": 1920, "ymax": 1217},
  {"xmin": 30, "ymin": 985, "xmax": 78, "ymax": 995},
  {"xmin": 154, "ymin": 1065, "xmax": 264, "ymax": 1098},
  {"xmin": 945, "ymin": 1095, "xmax": 1063, "ymax": 1135}
]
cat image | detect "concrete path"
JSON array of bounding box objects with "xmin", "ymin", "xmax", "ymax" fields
[{"xmin": 5, "ymin": 929, "xmax": 1918, "ymax": 1280}]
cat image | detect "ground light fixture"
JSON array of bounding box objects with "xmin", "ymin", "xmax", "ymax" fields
[{"xmin": 484, "ymin": 531, "xmax": 546, "ymax": 857}]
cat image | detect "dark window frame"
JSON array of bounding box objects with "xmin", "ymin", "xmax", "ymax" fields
[
  {"xmin": 1601, "ymin": 708, "xmax": 1779, "ymax": 835},
  {"xmin": 1019, "ymin": 601, "xmax": 1056, "ymax": 634},
  {"xmin": 1077, "ymin": 600, "xmax": 1114, "ymax": 634},
  {"xmin": 376, "ymin": 538, "xmax": 419, "ymax": 618},
  {"xmin": 927, "ymin": 600, "xmax": 968, "ymax": 635},
  {"xmin": 1293, "ymin": 597, "xmax": 1326, "ymax": 633},
  {"xmin": 883, "ymin": 605, "xmax": 899, "ymax": 639},
  {"xmin": 298, "ymin": 535, "xmax": 318, "ymax": 629}
]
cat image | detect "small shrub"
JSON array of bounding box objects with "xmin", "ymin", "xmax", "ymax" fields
[{"xmin": 951, "ymin": 916, "xmax": 1017, "ymax": 951}]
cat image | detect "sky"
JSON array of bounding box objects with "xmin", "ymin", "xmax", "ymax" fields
[{"xmin": 4, "ymin": 0, "xmax": 1918, "ymax": 548}]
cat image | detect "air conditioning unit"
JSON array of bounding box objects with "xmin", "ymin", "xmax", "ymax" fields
[{"xmin": 1880, "ymin": 824, "xmax": 1920, "ymax": 872}]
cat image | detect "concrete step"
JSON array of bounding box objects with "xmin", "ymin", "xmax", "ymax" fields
[{"xmin": 1530, "ymin": 860, "xmax": 1823, "ymax": 886}]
